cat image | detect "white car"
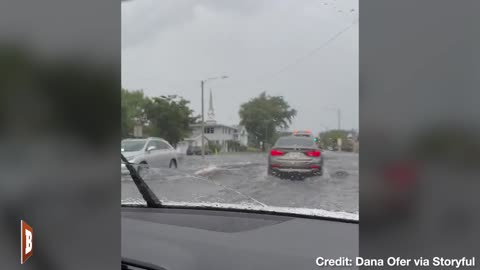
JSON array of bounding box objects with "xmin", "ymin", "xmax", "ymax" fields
[{"xmin": 121, "ymin": 137, "xmax": 178, "ymax": 175}]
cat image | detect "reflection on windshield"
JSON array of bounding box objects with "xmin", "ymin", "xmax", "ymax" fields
[{"xmin": 122, "ymin": 140, "xmax": 146, "ymax": 152}]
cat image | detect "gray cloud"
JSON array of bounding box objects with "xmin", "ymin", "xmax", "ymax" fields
[
  {"xmin": 122, "ymin": 0, "xmax": 197, "ymax": 49},
  {"xmin": 122, "ymin": 0, "xmax": 266, "ymax": 49}
]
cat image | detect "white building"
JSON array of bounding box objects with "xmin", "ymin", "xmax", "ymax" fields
[
  {"xmin": 183, "ymin": 90, "xmax": 248, "ymax": 152},
  {"xmin": 233, "ymin": 125, "xmax": 248, "ymax": 146},
  {"xmin": 190, "ymin": 123, "xmax": 239, "ymax": 152}
]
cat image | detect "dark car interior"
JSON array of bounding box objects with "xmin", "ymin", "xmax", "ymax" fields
[{"xmin": 121, "ymin": 206, "xmax": 358, "ymax": 270}]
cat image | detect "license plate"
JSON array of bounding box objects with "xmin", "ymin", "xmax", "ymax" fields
[{"xmin": 286, "ymin": 152, "xmax": 303, "ymax": 158}]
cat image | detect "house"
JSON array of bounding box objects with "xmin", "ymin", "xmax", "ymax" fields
[
  {"xmin": 233, "ymin": 125, "xmax": 248, "ymax": 146},
  {"xmin": 189, "ymin": 123, "xmax": 247, "ymax": 152},
  {"xmin": 181, "ymin": 90, "xmax": 248, "ymax": 152}
]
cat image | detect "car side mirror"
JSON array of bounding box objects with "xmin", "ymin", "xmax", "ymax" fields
[{"xmin": 146, "ymin": 146, "xmax": 156, "ymax": 152}]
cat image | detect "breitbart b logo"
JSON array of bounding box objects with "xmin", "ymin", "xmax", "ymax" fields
[{"xmin": 21, "ymin": 220, "xmax": 33, "ymax": 264}]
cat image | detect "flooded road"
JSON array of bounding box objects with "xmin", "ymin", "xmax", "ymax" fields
[{"xmin": 122, "ymin": 151, "xmax": 358, "ymax": 214}]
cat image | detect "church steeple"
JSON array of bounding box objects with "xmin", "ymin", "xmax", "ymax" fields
[{"xmin": 207, "ymin": 89, "xmax": 215, "ymax": 123}]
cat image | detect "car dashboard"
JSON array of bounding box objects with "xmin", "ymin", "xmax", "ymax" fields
[{"xmin": 122, "ymin": 206, "xmax": 358, "ymax": 270}]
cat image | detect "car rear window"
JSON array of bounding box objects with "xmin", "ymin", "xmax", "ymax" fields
[
  {"xmin": 294, "ymin": 134, "xmax": 311, "ymax": 137},
  {"xmin": 275, "ymin": 137, "xmax": 315, "ymax": 148}
]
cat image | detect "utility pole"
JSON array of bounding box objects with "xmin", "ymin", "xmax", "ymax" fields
[
  {"xmin": 201, "ymin": 80, "xmax": 205, "ymax": 158},
  {"xmin": 265, "ymin": 122, "xmax": 268, "ymax": 152},
  {"xmin": 321, "ymin": 107, "xmax": 341, "ymax": 130},
  {"xmin": 337, "ymin": 108, "xmax": 341, "ymax": 130}
]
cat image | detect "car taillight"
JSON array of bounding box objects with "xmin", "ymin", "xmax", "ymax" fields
[
  {"xmin": 270, "ymin": 149, "xmax": 284, "ymax": 156},
  {"xmin": 384, "ymin": 161, "xmax": 418, "ymax": 191},
  {"xmin": 306, "ymin": 150, "xmax": 321, "ymax": 157}
]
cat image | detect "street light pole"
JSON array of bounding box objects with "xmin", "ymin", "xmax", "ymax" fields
[
  {"xmin": 201, "ymin": 80, "xmax": 205, "ymax": 158},
  {"xmin": 337, "ymin": 108, "xmax": 341, "ymax": 130},
  {"xmin": 265, "ymin": 123, "xmax": 268, "ymax": 152},
  {"xmin": 320, "ymin": 107, "xmax": 341, "ymax": 130}
]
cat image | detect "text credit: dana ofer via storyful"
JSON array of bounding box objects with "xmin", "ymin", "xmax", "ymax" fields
[{"xmin": 315, "ymin": 257, "xmax": 476, "ymax": 268}]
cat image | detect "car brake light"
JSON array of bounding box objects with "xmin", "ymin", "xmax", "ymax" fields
[
  {"xmin": 270, "ymin": 149, "xmax": 284, "ymax": 156},
  {"xmin": 384, "ymin": 161, "xmax": 418, "ymax": 191},
  {"xmin": 306, "ymin": 150, "xmax": 321, "ymax": 157}
]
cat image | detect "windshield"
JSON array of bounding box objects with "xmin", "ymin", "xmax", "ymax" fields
[
  {"xmin": 121, "ymin": 140, "xmax": 146, "ymax": 152},
  {"xmin": 121, "ymin": 0, "xmax": 358, "ymax": 219}
]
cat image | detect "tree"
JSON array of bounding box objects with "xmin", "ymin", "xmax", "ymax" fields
[
  {"xmin": 144, "ymin": 95, "xmax": 199, "ymax": 146},
  {"xmin": 319, "ymin": 129, "xmax": 356, "ymax": 151},
  {"xmin": 239, "ymin": 92, "xmax": 297, "ymax": 149},
  {"xmin": 121, "ymin": 88, "xmax": 149, "ymax": 138}
]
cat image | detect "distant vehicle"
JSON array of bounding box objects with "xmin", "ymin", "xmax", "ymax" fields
[
  {"xmin": 121, "ymin": 137, "xmax": 178, "ymax": 175},
  {"xmin": 186, "ymin": 145, "xmax": 212, "ymax": 155},
  {"xmin": 268, "ymin": 136, "xmax": 324, "ymax": 177},
  {"xmin": 292, "ymin": 130, "xmax": 313, "ymax": 137}
]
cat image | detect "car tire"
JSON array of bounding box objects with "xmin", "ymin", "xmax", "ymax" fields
[
  {"xmin": 267, "ymin": 166, "xmax": 272, "ymax": 176},
  {"xmin": 169, "ymin": 159, "xmax": 177, "ymax": 169}
]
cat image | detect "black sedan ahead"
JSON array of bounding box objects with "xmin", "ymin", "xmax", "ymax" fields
[{"xmin": 268, "ymin": 136, "xmax": 323, "ymax": 177}]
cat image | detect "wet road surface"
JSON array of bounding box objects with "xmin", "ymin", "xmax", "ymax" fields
[{"xmin": 122, "ymin": 151, "xmax": 358, "ymax": 214}]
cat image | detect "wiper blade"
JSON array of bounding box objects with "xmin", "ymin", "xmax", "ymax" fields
[
  {"xmin": 121, "ymin": 154, "xmax": 161, "ymax": 208},
  {"xmin": 122, "ymin": 257, "xmax": 168, "ymax": 270}
]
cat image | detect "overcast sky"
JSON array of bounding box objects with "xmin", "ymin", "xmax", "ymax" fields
[{"xmin": 122, "ymin": 0, "xmax": 358, "ymax": 134}]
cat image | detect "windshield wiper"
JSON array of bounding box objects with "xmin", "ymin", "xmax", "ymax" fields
[
  {"xmin": 121, "ymin": 154, "xmax": 162, "ymax": 208},
  {"xmin": 122, "ymin": 257, "xmax": 168, "ymax": 270}
]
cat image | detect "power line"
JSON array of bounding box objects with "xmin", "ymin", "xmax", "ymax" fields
[{"xmin": 246, "ymin": 19, "xmax": 358, "ymax": 88}]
